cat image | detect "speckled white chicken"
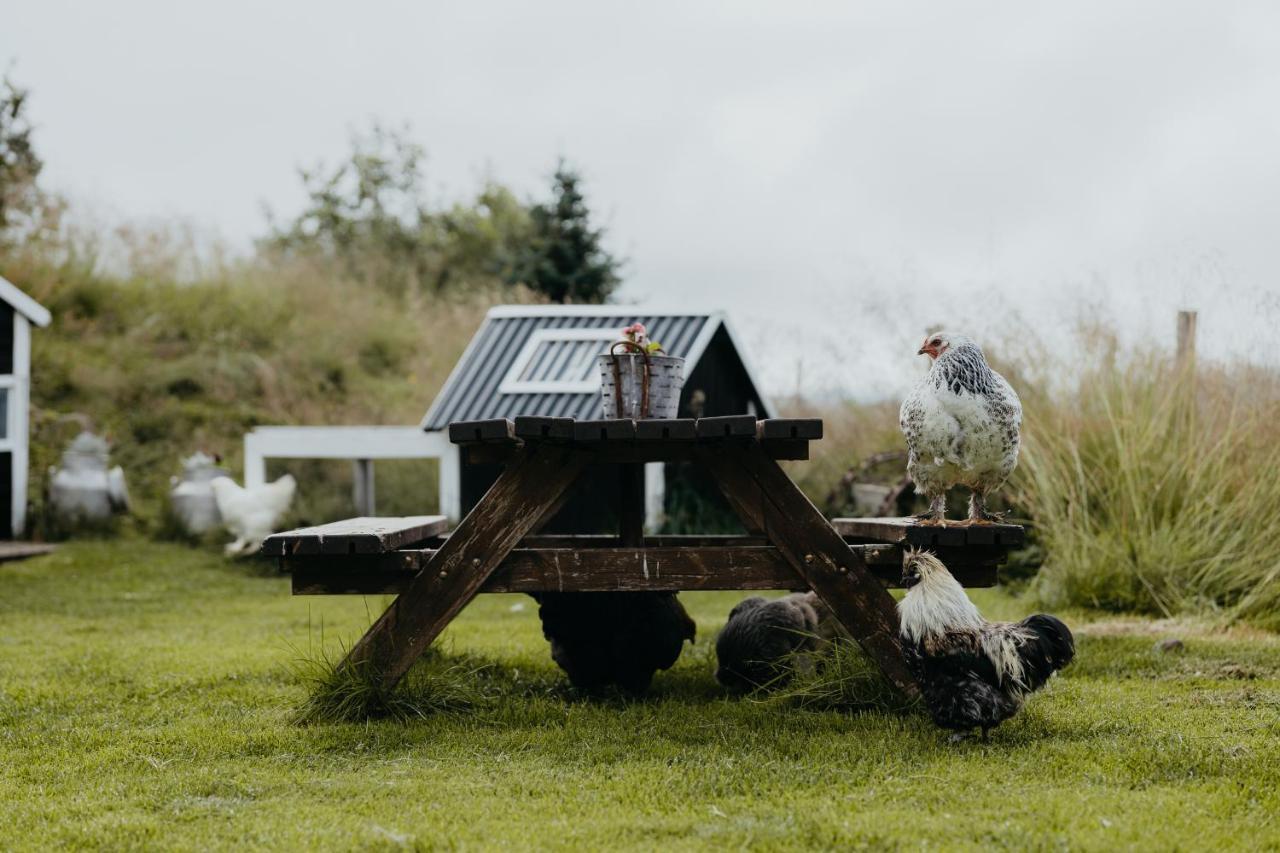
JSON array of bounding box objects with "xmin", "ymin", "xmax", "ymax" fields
[{"xmin": 899, "ymin": 332, "xmax": 1021, "ymax": 524}]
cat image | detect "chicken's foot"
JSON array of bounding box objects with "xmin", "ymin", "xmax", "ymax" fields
[
  {"xmin": 913, "ymin": 494, "xmax": 947, "ymax": 526},
  {"xmin": 967, "ymin": 492, "xmax": 1006, "ymax": 525}
]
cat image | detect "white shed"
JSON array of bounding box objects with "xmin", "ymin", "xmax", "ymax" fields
[{"xmin": 0, "ymin": 275, "xmax": 51, "ymax": 538}]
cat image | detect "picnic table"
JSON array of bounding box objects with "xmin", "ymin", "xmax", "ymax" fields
[{"xmin": 265, "ymin": 416, "xmax": 1024, "ymax": 698}]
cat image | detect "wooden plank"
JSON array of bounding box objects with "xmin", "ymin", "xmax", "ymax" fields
[
  {"xmin": 0, "ymin": 542, "xmax": 57, "ymax": 563},
  {"xmin": 462, "ymin": 444, "xmax": 520, "ymax": 465},
  {"xmin": 261, "ymin": 515, "xmax": 450, "ymax": 556},
  {"xmin": 695, "ymin": 415, "xmax": 758, "ymax": 439},
  {"xmin": 758, "ymin": 418, "xmax": 823, "ymax": 440},
  {"xmin": 520, "ymin": 534, "xmax": 755, "ymax": 548},
  {"xmin": 514, "ymin": 535, "xmax": 1008, "ymax": 569},
  {"xmin": 634, "ymin": 418, "xmax": 697, "ymax": 440},
  {"xmin": 286, "ymin": 545, "xmax": 998, "ymax": 595},
  {"xmin": 698, "ymin": 443, "xmax": 921, "ymax": 698},
  {"xmin": 448, "ymin": 419, "xmax": 516, "ymax": 444},
  {"xmin": 758, "ymin": 438, "xmax": 809, "ymax": 461},
  {"xmin": 513, "ymin": 416, "xmax": 575, "ymax": 441},
  {"xmin": 287, "ymin": 540, "xmax": 1001, "ymax": 569},
  {"xmin": 461, "ymin": 440, "xmax": 808, "ymax": 466},
  {"xmin": 338, "ymin": 444, "xmax": 589, "ymax": 688},
  {"xmin": 572, "ymin": 419, "xmax": 637, "ymax": 441},
  {"xmin": 832, "ymin": 517, "xmax": 1025, "ymax": 548},
  {"xmin": 514, "ymin": 532, "xmax": 1003, "ymax": 558}
]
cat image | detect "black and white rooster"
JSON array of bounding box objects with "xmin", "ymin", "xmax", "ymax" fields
[
  {"xmin": 898, "ymin": 550, "xmax": 1074, "ymax": 740},
  {"xmin": 899, "ymin": 331, "xmax": 1021, "ymax": 524}
]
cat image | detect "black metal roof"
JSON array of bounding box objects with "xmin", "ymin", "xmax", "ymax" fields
[{"xmin": 421, "ymin": 306, "xmax": 773, "ymax": 429}]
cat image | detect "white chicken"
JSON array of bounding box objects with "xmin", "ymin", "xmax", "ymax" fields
[
  {"xmin": 210, "ymin": 474, "xmax": 297, "ymax": 555},
  {"xmin": 899, "ymin": 331, "xmax": 1021, "ymax": 524}
]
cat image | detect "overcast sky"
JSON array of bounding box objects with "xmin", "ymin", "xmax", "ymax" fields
[{"xmin": 5, "ymin": 1, "xmax": 1279, "ymax": 397}]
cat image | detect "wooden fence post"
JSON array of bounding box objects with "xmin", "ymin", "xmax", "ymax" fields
[
  {"xmin": 353, "ymin": 459, "xmax": 375, "ymax": 516},
  {"xmin": 1176, "ymin": 310, "xmax": 1197, "ymax": 368}
]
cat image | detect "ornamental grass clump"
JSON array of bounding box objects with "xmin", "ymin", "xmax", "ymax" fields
[{"xmin": 1015, "ymin": 339, "xmax": 1280, "ymax": 629}]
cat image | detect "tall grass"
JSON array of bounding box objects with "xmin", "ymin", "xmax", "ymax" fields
[
  {"xmin": 4, "ymin": 237, "xmax": 535, "ymax": 532},
  {"xmin": 1015, "ymin": 340, "xmax": 1280, "ymax": 629}
]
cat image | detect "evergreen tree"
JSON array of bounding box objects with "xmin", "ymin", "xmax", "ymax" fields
[{"xmin": 518, "ymin": 162, "xmax": 621, "ymax": 303}]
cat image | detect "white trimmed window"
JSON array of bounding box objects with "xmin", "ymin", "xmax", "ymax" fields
[{"xmin": 498, "ymin": 328, "xmax": 619, "ymax": 394}]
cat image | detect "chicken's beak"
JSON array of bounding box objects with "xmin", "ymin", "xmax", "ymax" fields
[
  {"xmin": 916, "ymin": 345, "xmax": 928, "ymax": 356},
  {"xmin": 901, "ymin": 570, "xmax": 921, "ymax": 588}
]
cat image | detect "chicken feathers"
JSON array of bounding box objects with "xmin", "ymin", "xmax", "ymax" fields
[
  {"xmin": 898, "ymin": 550, "xmax": 1074, "ymax": 739},
  {"xmin": 900, "ymin": 332, "xmax": 1021, "ymax": 523}
]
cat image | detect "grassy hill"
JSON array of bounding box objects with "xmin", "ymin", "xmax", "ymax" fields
[{"xmin": 10, "ymin": 252, "xmax": 520, "ymax": 532}]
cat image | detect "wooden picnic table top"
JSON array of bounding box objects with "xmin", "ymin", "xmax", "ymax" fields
[
  {"xmin": 448, "ymin": 415, "xmax": 823, "ymax": 443},
  {"xmin": 447, "ymin": 416, "xmax": 823, "ymax": 462}
]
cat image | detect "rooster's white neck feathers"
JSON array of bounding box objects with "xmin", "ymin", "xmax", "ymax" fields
[
  {"xmin": 898, "ymin": 552, "xmax": 1034, "ymax": 689},
  {"xmin": 897, "ymin": 554, "xmax": 984, "ymax": 644}
]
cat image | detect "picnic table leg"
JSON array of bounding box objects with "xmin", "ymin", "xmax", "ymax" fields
[
  {"xmin": 618, "ymin": 463, "xmax": 646, "ymax": 546},
  {"xmin": 339, "ymin": 444, "xmax": 588, "ymax": 690},
  {"xmin": 698, "ymin": 443, "xmax": 920, "ymax": 699}
]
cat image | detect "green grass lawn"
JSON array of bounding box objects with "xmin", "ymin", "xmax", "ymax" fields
[{"xmin": 2, "ymin": 542, "xmax": 1278, "ymax": 850}]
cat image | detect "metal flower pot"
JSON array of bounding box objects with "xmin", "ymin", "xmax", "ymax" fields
[{"xmin": 598, "ymin": 343, "xmax": 685, "ymax": 419}]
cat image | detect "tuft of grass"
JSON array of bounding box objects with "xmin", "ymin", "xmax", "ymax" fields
[
  {"xmin": 293, "ymin": 646, "xmax": 492, "ymax": 723},
  {"xmin": 768, "ymin": 636, "xmax": 918, "ymax": 715}
]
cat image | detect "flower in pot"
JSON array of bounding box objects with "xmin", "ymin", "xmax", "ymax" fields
[{"xmin": 620, "ymin": 322, "xmax": 664, "ymax": 355}]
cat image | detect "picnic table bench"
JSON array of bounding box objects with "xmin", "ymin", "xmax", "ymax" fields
[{"xmin": 266, "ymin": 416, "xmax": 1025, "ymax": 698}]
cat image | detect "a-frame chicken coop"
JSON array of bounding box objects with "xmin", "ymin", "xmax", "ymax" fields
[{"xmin": 421, "ymin": 305, "xmax": 774, "ymax": 532}]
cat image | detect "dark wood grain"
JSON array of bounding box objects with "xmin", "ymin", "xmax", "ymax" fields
[
  {"xmin": 572, "ymin": 419, "xmax": 638, "ymax": 441},
  {"xmin": 514, "ymin": 416, "xmax": 575, "ymax": 441},
  {"xmin": 338, "ymin": 444, "xmax": 588, "ymax": 688},
  {"xmin": 461, "ymin": 440, "xmax": 808, "ymax": 465},
  {"xmin": 448, "ymin": 419, "xmax": 517, "ymax": 444},
  {"xmin": 832, "ymin": 517, "xmax": 1025, "ymax": 548},
  {"xmin": 758, "ymin": 419, "xmax": 823, "ymax": 440},
  {"xmin": 286, "ymin": 544, "xmax": 998, "ymax": 595},
  {"xmin": 758, "ymin": 438, "xmax": 810, "ymax": 461},
  {"xmin": 262, "ymin": 516, "xmax": 450, "ymax": 556},
  {"xmin": 635, "ymin": 418, "xmax": 697, "ymax": 440},
  {"xmin": 695, "ymin": 415, "xmax": 758, "ymax": 438}
]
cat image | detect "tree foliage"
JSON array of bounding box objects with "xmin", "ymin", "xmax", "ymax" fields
[
  {"xmin": 515, "ymin": 163, "xmax": 621, "ymax": 304},
  {"xmin": 264, "ymin": 124, "xmax": 531, "ymax": 297},
  {"xmin": 0, "ymin": 76, "xmax": 45, "ymax": 244},
  {"xmin": 265, "ymin": 127, "xmax": 621, "ymax": 304}
]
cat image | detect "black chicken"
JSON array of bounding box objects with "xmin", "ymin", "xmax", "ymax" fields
[
  {"xmin": 714, "ymin": 592, "xmax": 832, "ymax": 691},
  {"xmin": 534, "ymin": 592, "xmax": 696, "ymax": 694}
]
